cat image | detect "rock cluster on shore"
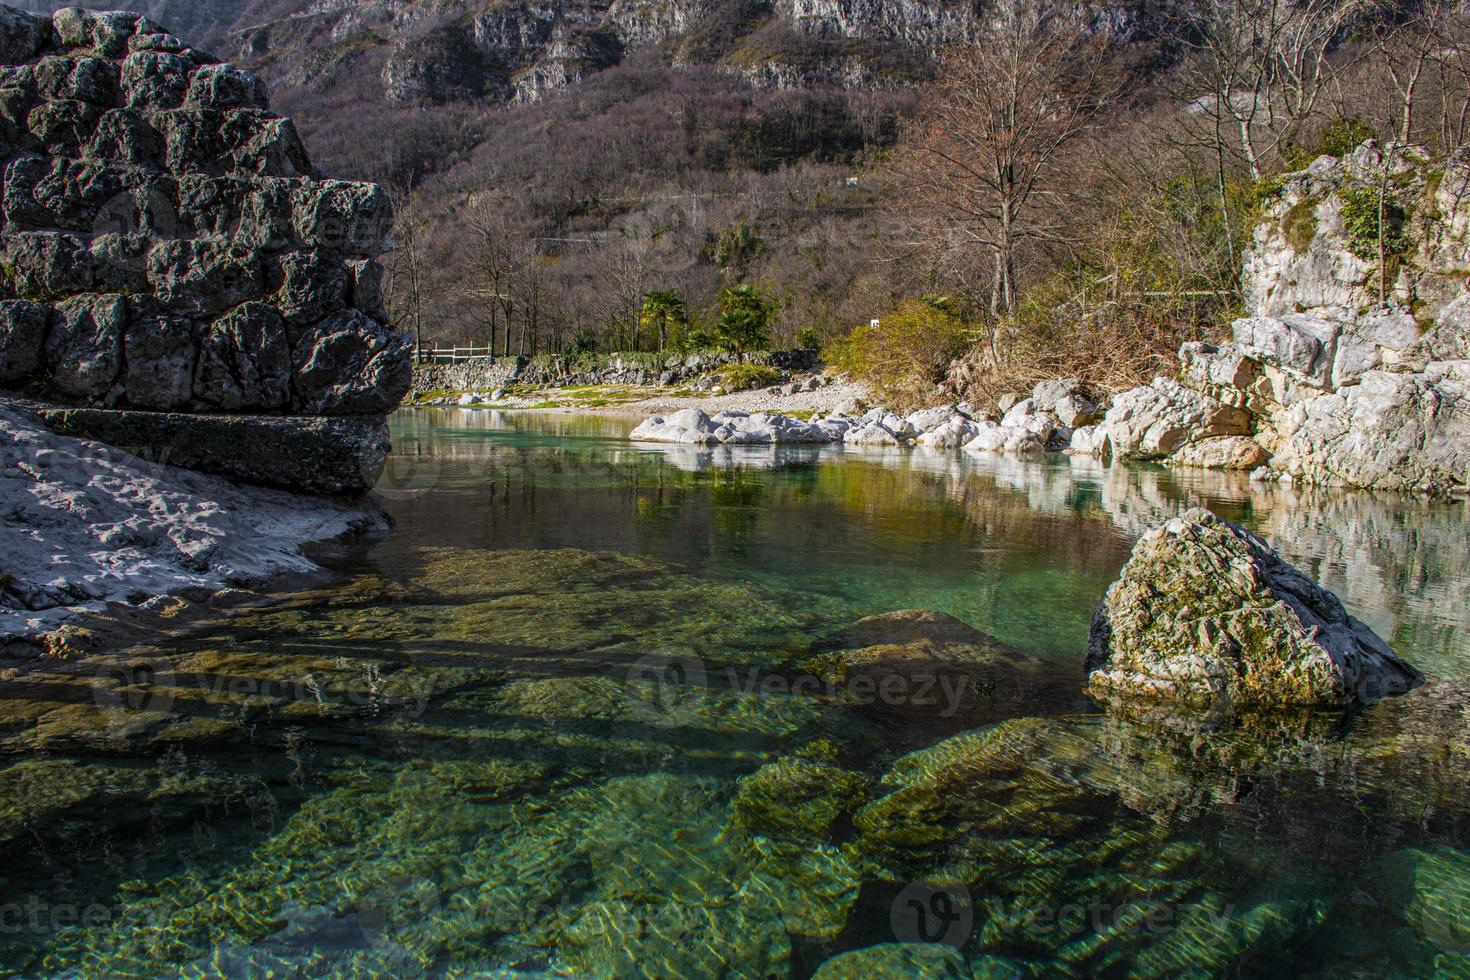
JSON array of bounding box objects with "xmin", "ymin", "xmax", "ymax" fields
[
  {"xmin": 627, "ymin": 142, "xmax": 1470, "ymax": 497},
  {"xmin": 629, "ymin": 381, "xmax": 1100, "ymax": 451},
  {"xmin": 0, "ymin": 5, "xmax": 411, "ymax": 493},
  {"xmin": 1075, "ymin": 142, "xmax": 1470, "ymax": 495}
]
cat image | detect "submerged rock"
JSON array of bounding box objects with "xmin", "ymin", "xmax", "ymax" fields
[
  {"xmin": 1086, "ymin": 508, "xmax": 1421, "ymax": 711},
  {"xmin": 811, "ymin": 944, "xmax": 996, "ymax": 979},
  {"xmin": 799, "ymin": 610, "xmax": 1077, "ymax": 736}
]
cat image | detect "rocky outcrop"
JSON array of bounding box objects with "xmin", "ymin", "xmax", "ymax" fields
[
  {"xmin": 1086, "ymin": 508, "xmax": 1422, "ymax": 712},
  {"xmin": 0, "ymin": 6, "xmax": 410, "ymax": 493},
  {"xmin": 1081, "ymin": 142, "xmax": 1470, "ymax": 495},
  {"xmin": 5, "ymin": 1, "xmax": 249, "ymax": 47}
]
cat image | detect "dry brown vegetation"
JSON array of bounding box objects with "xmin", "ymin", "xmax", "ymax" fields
[{"xmin": 249, "ymin": 0, "xmax": 1470, "ymax": 403}]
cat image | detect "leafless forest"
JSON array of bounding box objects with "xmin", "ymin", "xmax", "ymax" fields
[{"xmin": 273, "ymin": 0, "xmax": 1470, "ymax": 402}]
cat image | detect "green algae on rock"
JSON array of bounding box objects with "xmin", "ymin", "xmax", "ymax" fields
[
  {"xmin": 800, "ymin": 610, "xmax": 1081, "ymax": 737},
  {"xmin": 1087, "ymin": 508, "xmax": 1422, "ymax": 713}
]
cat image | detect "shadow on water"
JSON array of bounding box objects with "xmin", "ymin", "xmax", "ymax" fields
[{"xmin": 0, "ymin": 407, "xmax": 1467, "ymax": 977}]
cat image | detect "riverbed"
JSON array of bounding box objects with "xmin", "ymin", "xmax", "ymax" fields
[{"xmin": 1, "ymin": 407, "xmax": 1467, "ymax": 977}]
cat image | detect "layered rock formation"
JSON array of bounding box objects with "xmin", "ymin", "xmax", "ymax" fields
[
  {"xmin": 77, "ymin": 0, "xmax": 1159, "ymax": 108},
  {"xmin": 1086, "ymin": 508, "xmax": 1422, "ymax": 713},
  {"xmin": 0, "ymin": 5, "xmax": 411, "ymax": 493},
  {"xmin": 1077, "ymin": 142, "xmax": 1470, "ymax": 496}
]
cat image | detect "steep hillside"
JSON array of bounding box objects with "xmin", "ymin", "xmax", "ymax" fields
[{"xmin": 6, "ymin": 0, "xmax": 253, "ymax": 46}]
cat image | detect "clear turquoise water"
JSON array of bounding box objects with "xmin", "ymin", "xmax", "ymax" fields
[{"xmin": 1, "ymin": 407, "xmax": 1468, "ymax": 978}]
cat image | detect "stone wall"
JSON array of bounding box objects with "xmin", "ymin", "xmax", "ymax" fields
[
  {"xmin": 0, "ymin": 5, "xmax": 412, "ymax": 493},
  {"xmin": 411, "ymin": 349, "xmax": 822, "ymax": 397}
]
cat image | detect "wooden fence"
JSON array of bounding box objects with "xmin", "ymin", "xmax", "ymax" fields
[{"xmin": 415, "ymin": 346, "xmax": 496, "ymax": 365}]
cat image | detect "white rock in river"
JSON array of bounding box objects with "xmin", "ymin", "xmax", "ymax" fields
[
  {"xmin": 1068, "ymin": 424, "xmax": 1110, "ymax": 456},
  {"xmin": 1086, "ymin": 508, "xmax": 1422, "ymax": 711},
  {"xmin": 1168, "ymin": 435, "xmax": 1269, "ymax": 471},
  {"xmin": 1104, "ymin": 378, "xmax": 1251, "ymax": 460},
  {"xmin": 963, "ymin": 421, "xmax": 1045, "ymax": 456},
  {"xmin": 905, "ymin": 405, "xmax": 962, "ymax": 434},
  {"xmin": 630, "ymin": 409, "xmax": 837, "ymax": 445},
  {"xmin": 845, "ymin": 422, "xmax": 905, "ymax": 446},
  {"xmin": 916, "ymin": 415, "xmax": 982, "ymax": 449}
]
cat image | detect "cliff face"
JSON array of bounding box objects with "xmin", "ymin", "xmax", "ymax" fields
[
  {"xmin": 0, "ymin": 4, "xmax": 412, "ymax": 493},
  {"xmin": 11, "ymin": 1, "xmax": 1162, "ymax": 108},
  {"xmin": 1084, "ymin": 141, "xmax": 1470, "ymax": 497}
]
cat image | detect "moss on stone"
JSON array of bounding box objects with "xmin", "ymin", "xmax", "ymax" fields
[{"xmin": 1282, "ymin": 196, "xmax": 1320, "ymax": 255}]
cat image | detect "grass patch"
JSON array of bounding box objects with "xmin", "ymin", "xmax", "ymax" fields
[{"xmin": 1281, "ymin": 196, "xmax": 1319, "ymax": 255}]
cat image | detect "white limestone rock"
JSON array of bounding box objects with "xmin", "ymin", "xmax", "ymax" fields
[
  {"xmin": 1167, "ymin": 436, "xmax": 1269, "ymax": 471},
  {"xmin": 1103, "ymin": 379, "xmax": 1251, "ymax": 461}
]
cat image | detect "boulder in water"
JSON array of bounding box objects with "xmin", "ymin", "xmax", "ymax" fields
[{"xmin": 1086, "ymin": 508, "xmax": 1421, "ymax": 711}]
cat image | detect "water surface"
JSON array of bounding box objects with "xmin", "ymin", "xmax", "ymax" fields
[{"xmin": 1, "ymin": 408, "xmax": 1467, "ymax": 978}]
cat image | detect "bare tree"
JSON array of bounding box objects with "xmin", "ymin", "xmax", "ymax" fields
[
  {"xmin": 1176, "ymin": 0, "xmax": 1363, "ymax": 179},
  {"xmin": 887, "ymin": 0, "xmax": 1118, "ymax": 314},
  {"xmin": 465, "ymin": 195, "xmax": 525, "ymax": 357},
  {"xmin": 385, "ymin": 175, "xmax": 428, "ymax": 352}
]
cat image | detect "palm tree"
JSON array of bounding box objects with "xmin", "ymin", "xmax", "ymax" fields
[
  {"xmin": 639, "ymin": 289, "xmax": 688, "ymax": 352},
  {"xmin": 715, "ymin": 284, "xmax": 777, "ymax": 362}
]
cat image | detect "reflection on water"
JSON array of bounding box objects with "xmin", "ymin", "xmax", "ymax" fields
[{"xmin": 0, "ymin": 406, "xmax": 1465, "ymax": 977}]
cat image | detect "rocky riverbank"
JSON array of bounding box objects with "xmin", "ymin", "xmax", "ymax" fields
[
  {"xmin": 616, "ymin": 142, "xmax": 1470, "ymax": 497},
  {"xmin": 0, "ymin": 400, "xmax": 384, "ymax": 646}
]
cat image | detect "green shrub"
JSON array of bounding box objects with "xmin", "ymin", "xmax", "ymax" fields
[
  {"xmin": 1340, "ymin": 185, "xmax": 1411, "ymax": 261},
  {"xmin": 794, "ymin": 326, "xmax": 821, "ymax": 350},
  {"xmin": 825, "ymin": 299, "xmax": 971, "ymax": 410},
  {"xmin": 717, "ymin": 363, "xmax": 784, "ymax": 391},
  {"xmin": 1319, "ymin": 117, "xmax": 1377, "ymax": 158}
]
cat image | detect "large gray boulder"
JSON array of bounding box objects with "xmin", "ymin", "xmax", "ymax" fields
[
  {"xmin": 0, "ymin": 5, "xmax": 410, "ymax": 493},
  {"xmin": 1087, "ymin": 509, "xmax": 1422, "ymax": 712},
  {"xmin": 1103, "ymin": 378, "xmax": 1251, "ymax": 460}
]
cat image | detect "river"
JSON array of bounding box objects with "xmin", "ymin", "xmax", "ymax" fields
[{"xmin": 1, "ymin": 408, "xmax": 1467, "ymax": 977}]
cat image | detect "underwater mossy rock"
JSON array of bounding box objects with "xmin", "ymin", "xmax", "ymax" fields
[
  {"xmin": 1087, "ymin": 509, "xmax": 1422, "ymax": 712},
  {"xmin": 730, "ymin": 756, "xmax": 869, "ymax": 842},
  {"xmin": 800, "ymin": 610, "xmax": 1078, "ymax": 736},
  {"xmin": 810, "ymin": 943, "xmax": 1010, "ymax": 979},
  {"xmin": 0, "ymin": 6, "xmax": 410, "ymax": 493}
]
